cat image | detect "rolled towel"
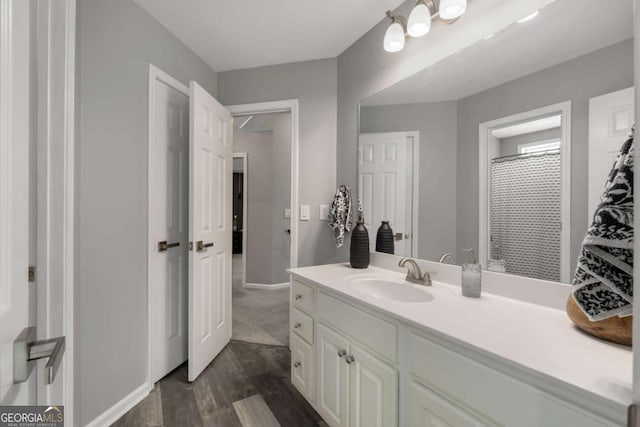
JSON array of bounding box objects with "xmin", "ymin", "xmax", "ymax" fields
[
  {"xmin": 329, "ymin": 185, "xmax": 353, "ymax": 248},
  {"xmin": 571, "ymin": 127, "xmax": 634, "ymax": 321}
]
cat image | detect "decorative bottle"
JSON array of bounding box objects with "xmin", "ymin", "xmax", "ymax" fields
[
  {"xmin": 350, "ymin": 199, "xmax": 370, "ymax": 269},
  {"xmin": 375, "ymin": 221, "xmax": 394, "ymax": 254}
]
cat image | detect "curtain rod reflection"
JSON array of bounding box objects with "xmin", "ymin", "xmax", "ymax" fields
[{"xmin": 491, "ymin": 148, "xmax": 560, "ymax": 164}]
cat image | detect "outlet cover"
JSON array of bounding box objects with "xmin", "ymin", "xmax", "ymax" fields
[
  {"xmin": 284, "ymin": 208, "xmax": 291, "ymax": 219},
  {"xmin": 300, "ymin": 205, "xmax": 311, "ymax": 221},
  {"xmin": 319, "ymin": 204, "xmax": 330, "ymax": 221}
]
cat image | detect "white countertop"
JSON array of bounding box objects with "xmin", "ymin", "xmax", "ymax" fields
[{"xmin": 289, "ymin": 263, "xmax": 633, "ymax": 414}]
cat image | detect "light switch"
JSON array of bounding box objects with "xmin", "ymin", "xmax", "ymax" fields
[
  {"xmin": 319, "ymin": 204, "xmax": 330, "ymax": 221},
  {"xmin": 300, "ymin": 205, "xmax": 311, "ymax": 221},
  {"xmin": 284, "ymin": 208, "xmax": 291, "ymax": 219}
]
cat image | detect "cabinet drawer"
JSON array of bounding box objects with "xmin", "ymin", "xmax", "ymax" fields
[
  {"xmin": 292, "ymin": 307, "xmax": 314, "ymax": 344},
  {"xmin": 317, "ymin": 291, "xmax": 397, "ymax": 364},
  {"xmin": 409, "ymin": 331, "xmax": 617, "ymax": 427},
  {"xmin": 292, "ymin": 279, "xmax": 314, "ymax": 314},
  {"xmin": 291, "ymin": 333, "xmax": 314, "ymax": 401}
]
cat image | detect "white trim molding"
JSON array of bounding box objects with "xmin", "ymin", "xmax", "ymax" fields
[
  {"xmin": 244, "ymin": 282, "xmax": 291, "ymax": 290},
  {"xmin": 232, "ymin": 152, "xmax": 248, "ymax": 288},
  {"xmin": 84, "ymin": 382, "xmax": 151, "ymax": 427},
  {"xmin": 226, "ymin": 99, "xmax": 300, "ymax": 271},
  {"xmin": 478, "ymin": 101, "xmax": 572, "ymax": 283}
]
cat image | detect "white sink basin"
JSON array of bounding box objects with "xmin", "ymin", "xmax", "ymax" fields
[{"xmin": 347, "ymin": 276, "xmax": 434, "ymax": 303}]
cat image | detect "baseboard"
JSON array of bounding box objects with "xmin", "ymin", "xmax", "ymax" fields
[
  {"xmin": 244, "ymin": 282, "xmax": 290, "ymax": 290},
  {"xmin": 85, "ymin": 382, "xmax": 151, "ymax": 427}
]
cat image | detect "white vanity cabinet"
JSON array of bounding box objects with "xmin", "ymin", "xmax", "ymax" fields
[{"xmin": 289, "ymin": 274, "xmax": 625, "ymax": 427}]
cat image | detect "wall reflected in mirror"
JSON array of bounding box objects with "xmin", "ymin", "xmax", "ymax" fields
[{"xmin": 358, "ymin": 0, "xmax": 633, "ymax": 283}]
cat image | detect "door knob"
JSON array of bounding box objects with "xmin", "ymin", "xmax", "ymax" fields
[
  {"xmin": 196, "ymin": 241, "xmax": 214, "ymax": 252},
  {"xmin": 345, "ymin": 355, "xmax": 355, "ymax": 364},
  {"xmin": 337, "ymin": 349, "xmax": 347, "ymax": 358},
  {"xmin": 158, "ymin": 241, "xmax": 180, "ymax": 252},
  {"xmin": 14, "ymin": 327, "xmax": 65, "ymax": 385}
]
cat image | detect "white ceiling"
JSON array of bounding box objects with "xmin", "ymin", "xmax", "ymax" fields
[
  {"xmin": 362, "ymin": 0, "xmax": 633, "ymax": 106},
  {"xmin": 133, "ymin": 0, "xmax": 404, "ymax": 72}
]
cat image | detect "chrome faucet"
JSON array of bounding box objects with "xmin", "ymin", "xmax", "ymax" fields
[
  {"xmin": 398, "ymin": 258, "xmax": 434, "ymax": 286},
  {"xmin": 439, "ymin": 253, "xmax": 454, "ymax": 264}
]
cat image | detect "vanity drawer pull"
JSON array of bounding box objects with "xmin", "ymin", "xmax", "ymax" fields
[
  {"xmin": 294, "ymin": 361, "xmax": 301, "ymax": 368},
  {"xmin": 295, "ymin": 294, "xmax": 303, "ymax": 300},
  {"xmin": 337, "ymin": 349, "xmax": 347, "ymax": 358},
  {"xmin": 345, "ymin": 355, "xmax": 355, "ymax": 364},
  {"xmin": 294, "ymin": 323, "xmax": 302, "ymax": 329}
]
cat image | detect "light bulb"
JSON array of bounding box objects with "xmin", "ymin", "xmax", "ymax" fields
[
  {"xmin": 439, "ymin": 0, "xmax": 467, "ymax": 20},
  {"xmin": 407, "ymin": 3, "xmax": 431, "ymax": 38},
  {"xmin": 384, "ymin": 21, "xmax": 405, "ymax": 52}
]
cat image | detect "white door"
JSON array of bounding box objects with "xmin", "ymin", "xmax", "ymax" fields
[
  {"xmin": 188, "ymin": 81, "xmax": 233, "ymax": 381},
  {"xmin": 0, "ymin": 0, "xmax": 37, "ymax": 405},
  {"xmin": 317, "ymin": 323, "xmax": 350, "ymax": 427},
  {"xmin": 349, "ymin": 343, "xmax": 398, "ymax": 427},
  {"xmin": 588, "ymin": 87, "xmax": 634, "ymax": 219},
  {"xmin": 359, "ymin": 132, "xmax": 414, "ymax": 256},
  {"xmin": 151, "ymin": 80, "xmax": 189, "ymax": 382}
]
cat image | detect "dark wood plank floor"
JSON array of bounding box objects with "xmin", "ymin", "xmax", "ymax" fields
[{"xmin": 112, "ymin": 341, "xmax": 326, "ymax": 427}]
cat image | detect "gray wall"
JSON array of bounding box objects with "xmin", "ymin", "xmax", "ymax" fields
[
  {"xmin": 233, "ymin": 114, "xmax": 291, "ymax": 285},
  {"xmin": 498, "ymin": 128, "xmax": 561, "ymax": 157},
  {"xmin": 77, "ymin": 0, "xmax": 217, "ymax": 423},
  {"xmin": 234, "ymin": 131, "xmax": 275, "ymax": 283},
  {"xmin": 359, "ymin": 102, "xmax": 458, "ymax": 261},
  {"xmin": 456, "ymin": 39, "xmax": 634, "ymax": 270},
  {"xmin": 218, "ymin": 59, "xmax": 338, "ymax": 268}
]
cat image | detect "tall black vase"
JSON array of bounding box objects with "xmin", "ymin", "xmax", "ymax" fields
[
  {"xmin": 350, "ymin": 221, "xmax": 370, "ymax": 269},
  {"xmin": 375, "ymin": 221, "xmax": 394, "ymax": 254}
]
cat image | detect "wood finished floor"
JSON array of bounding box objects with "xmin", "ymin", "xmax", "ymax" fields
[{"xmin": 112, "ymin": 341, "xmax": 327, "ymax": 427}]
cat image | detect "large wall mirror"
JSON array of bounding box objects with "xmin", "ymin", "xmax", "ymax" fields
[{"xmin": 357, "ymin": 0, "xmax": 633, "ymax": 283}]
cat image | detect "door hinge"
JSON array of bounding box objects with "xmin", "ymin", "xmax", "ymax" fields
[{"xmin": 28, "ymin": 266, "xmax": 35, "ymax": 282}]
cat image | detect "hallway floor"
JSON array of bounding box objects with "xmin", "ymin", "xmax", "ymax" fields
[
  {"xmin": 232, "ymin": 254, "xmax": 290, "ymax": 346},
  {"xmin": 112, "ymin": 341, "xmax": 326, "ymax": 427}
]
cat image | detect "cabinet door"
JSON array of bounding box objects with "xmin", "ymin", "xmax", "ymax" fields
[
  {"xmin": 349, "ymin": 343, "xmax": 398, "ymax": 427},
  {"xmin": 317, "ymin": 323, "xmax": 350, "ymax": 427},
  {"xmin": 409, "ymin": 381, "xmax": 490, "ymax": 427},
  {"xmin": 291, "ymin": 333, "xmax": 314, "ymax": 401}
]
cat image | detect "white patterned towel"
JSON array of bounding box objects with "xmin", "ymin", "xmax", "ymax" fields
[
  {"xmin": 329, "ymin": 186, "xmax": 353, "ymax": 248},
  {"xmin": 571, "ymin": 128, "xmax": 634, "ymax": 321}
]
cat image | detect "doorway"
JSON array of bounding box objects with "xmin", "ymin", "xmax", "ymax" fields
[{"xmin": 230, "ymin": 112, "xmax": 293, "ymax": 346}]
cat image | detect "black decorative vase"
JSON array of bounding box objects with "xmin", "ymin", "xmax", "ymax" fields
[
  {"xmin": 350, "ymin": 221, "xmax": 370, "ymax": 269},
  {"xmin": 375, "ymin": 221, "xmax": 394, "ymax": 254}
]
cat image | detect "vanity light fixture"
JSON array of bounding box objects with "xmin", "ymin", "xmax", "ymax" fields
[
  {"xmin": 383, "ymin": 11, "xmax": 406, "ymax": 52},
  {"xmin": 439, "ymin": 0, "xmax": 467, "ymax": 20},
  {"xmin": 384, "ymin": 0, "xmax": 466, "ymax": 52},
  {"xmin": 517, "ymin": 10, "xmax": 539, "ymax": 23},
  {"xmin": 407, "ymin": 0, "xmax": 434, "ymax": 38}
]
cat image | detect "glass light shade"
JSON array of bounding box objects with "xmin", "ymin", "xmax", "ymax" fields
[
  {"xmin": 439, "ymin": 0, "xmax": 467, "ymax": 20},
  {"xmin": 384, "ymin": 22, "xmax": 405, "ymax": 52},
  {"xmin": 407, "ymin": 3, "xmax": 431, "ymax": 38}
]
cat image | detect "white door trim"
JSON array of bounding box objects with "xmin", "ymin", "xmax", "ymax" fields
[
  {"xmin": 408, "ymin": 131, "xmax": 420, "ymax": 257},
  {"xmin": 226, "ymin": 100, "xmax": 300, "ymax": 271},
  {"xmin": 478, "ymin": 101, "xmax": 572, "ymax": 283},
  {"xmin": 34, "ymin": 1, "xmax": 77, "ymax": 416},
  {"xmin": 232, "ymin": 152, "xmax": 248, "ymax": 287},
  {"xmin": 146, "ymin": 64, "xmax": 189, "ymax": 390}
]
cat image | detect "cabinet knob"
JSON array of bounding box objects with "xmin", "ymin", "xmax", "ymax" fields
[
  {"xmin": 337, "ymin": 349, "xmax": 347, "ymax": 358},
  {"xmin": 294, "ymin": 361, "xmax": 301, "ymax": 368},
  {"xmin": 295, "ymin": 294, "xmax": 303, "ymax": 300},
  {"xmin": 294, "ymin": 322, "xmax": 301, "ymax": 329},
  {"xmin": 345, "ymin": 355, "xmax": 355, "ymax": 364}
]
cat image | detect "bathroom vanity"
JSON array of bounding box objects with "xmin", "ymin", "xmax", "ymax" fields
[{"xmin": 288, "ymin": 258, "xmax": 631, "ymax": 427}]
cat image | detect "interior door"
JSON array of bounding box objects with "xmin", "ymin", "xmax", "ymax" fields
[
  {"xmin": 358, "ymin": 132, "xmax": 413, "ymax": 256},
  {"xmin": 151, "ymin": 80, "xmax": 189, "ymax": 382},
  {"xmin": 188, "ymin": 81, "xmax": 233, "ymax": 381},
  {"xmin": 588, "ymin": 87, "xmax": 634, "ymax": 219},
  {"xmin": 0, "ymin": 0, "xmax": 37, "ymax": 405}
]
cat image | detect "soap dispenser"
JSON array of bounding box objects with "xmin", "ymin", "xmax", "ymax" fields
[{"xmin": 461, "ymin": 248, "xmax": 482, "ymax": 298}]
